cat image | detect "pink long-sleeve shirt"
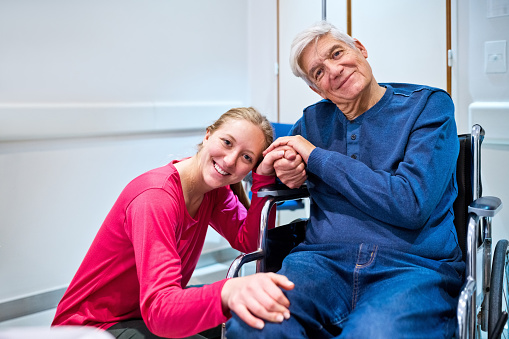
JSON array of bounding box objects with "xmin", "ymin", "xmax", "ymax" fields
[{"xmin": 52, "ymin": 160, "xmax": 275, "ymax": 337}]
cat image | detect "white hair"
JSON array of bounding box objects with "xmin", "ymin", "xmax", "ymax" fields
[{"xmin": 289, "ymin": 21, "xmax": 356, "ymax": 88}]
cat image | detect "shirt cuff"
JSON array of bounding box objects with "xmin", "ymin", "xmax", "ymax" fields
[{"xmin": 251, "ymin": 172, "xmax": 276, "ymax": 192}]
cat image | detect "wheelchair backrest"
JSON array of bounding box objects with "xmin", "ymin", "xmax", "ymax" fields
[{"xmin": 453, "ymin": 128, "xmax": 484, "ymax": 262}]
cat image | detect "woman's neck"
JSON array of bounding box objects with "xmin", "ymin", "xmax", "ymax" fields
[{"xmin": 174, "ymin": 157, "xmax": 206, "ymax": 217}]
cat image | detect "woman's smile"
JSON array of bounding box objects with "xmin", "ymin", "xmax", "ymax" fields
[{"xmin": 213, "ymin": 161, "xmax": 230, "ymax": 176}]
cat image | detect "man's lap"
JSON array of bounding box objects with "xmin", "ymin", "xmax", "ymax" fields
[{"xmin": 226, "ymin": 242, "xmax": 463, "ymax": 338}]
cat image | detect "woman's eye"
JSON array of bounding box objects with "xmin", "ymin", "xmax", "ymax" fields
[
  {"xmin": 222, "ymin": 139, "xmax": 232, "ymax": 146},
  {"xmin": 243, "ymin": 154, "xmax": 253, "ymax": 163},
  {"xmin": 332, "ymin": 50, "xmax": 341, "ymax": 59}
]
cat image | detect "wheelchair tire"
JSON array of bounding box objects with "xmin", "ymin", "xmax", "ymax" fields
[{"xmin": 489, "ymin": 239, "xmax": 509, "ymax": 339}]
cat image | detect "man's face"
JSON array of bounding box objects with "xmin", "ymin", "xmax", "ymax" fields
[{"xmin": 300, "ymin": 33, "xmax": 374, "ymax": 105}]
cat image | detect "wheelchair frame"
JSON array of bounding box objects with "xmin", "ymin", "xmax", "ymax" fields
[{"xmin": 223, "ymin": 125, "xmax": 507, "ymax": 339}]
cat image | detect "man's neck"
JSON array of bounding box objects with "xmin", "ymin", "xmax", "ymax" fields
[{"xmin": 337, "ymin": 83, "xmax": 386, "ymax": 121}]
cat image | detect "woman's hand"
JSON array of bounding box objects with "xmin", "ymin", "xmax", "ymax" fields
[
  {"xmin": 273, "ymin": 150, "xmax": 307, "ymax": 189},
  {"xmin": 260, "ymin": 136, "xmax": 311, "ymax": 188},
  {"xmin": 221, "ymin": 273, "xmax": 295, "ymax": 329},
  {"xmin": 263, "ymin": 136, "xmax": 316, "ymax": 164},
  {"xmin": 255, "ymin": 146, "xmax": 296, "ymax": 176}
]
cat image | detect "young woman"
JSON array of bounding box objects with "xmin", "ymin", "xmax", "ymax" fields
[{"xmin": 52, "ymin": 107, "xmax": 295, "ymax": 339}]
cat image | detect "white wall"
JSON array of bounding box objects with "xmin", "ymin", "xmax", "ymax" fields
[
  {"xmin": 278, "ymin": 0, "xmax": 346, "ymax": 124},
  {"xmin": 352, "ymin": 0, "xmax": 447, "ymax": 90},
  {"xmin": 1, "ymin": 0, "xmax": 508, "ymax": 313},
  {"xmin": 247, "ymin": 0, "xmax": 278, "ymax": 121},
  {"xmin": 455, "ymin": 0, "xmax": 509, "ymax": 249},
  {"xmin": 0, "ymin": 0, "xmax": 253, "ymax": 304},
  {"xmin": 0, "ymin": 0, "xmax": 249, "ymax": 104}
]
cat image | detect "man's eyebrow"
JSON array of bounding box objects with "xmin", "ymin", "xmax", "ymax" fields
[{"xmin": 307, "ymin": 44, "xmax": 343, "ymax": 77}]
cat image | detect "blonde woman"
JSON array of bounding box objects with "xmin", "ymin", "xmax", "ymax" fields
[{"xmin": 52, "ymin": 107, "xmax": 296, "ymax": 339}]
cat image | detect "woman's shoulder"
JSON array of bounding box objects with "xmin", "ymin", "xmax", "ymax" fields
[
  {"xmin": 128, "ymin": 163, "xmax": 179, "ymax": 191},
  {"xmin": 112, "ymin": 163, "xmax": 184, "ymax": 210}
]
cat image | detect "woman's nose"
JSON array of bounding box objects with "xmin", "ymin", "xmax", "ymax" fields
[{"xmin": 223, "ymin": 151, "xmax": 238, "ymax": 168}]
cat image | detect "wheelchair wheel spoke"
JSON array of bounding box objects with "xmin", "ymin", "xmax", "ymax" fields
[
  {"xmin": 489, "ymin": 240, "xmax": 509, "ymax": 339},
  {"xmin": 501, "ymin": 252, "xmax": 508, "ymax": 338}
]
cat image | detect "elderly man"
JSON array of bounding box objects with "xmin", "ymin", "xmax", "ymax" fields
[{"xmin": 226, "ymin": 21, "xmax": 464, "ymax": 338}]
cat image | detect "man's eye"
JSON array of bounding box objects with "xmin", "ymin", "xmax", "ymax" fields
[
  {"xmin": 332, "ymin": 50, "xmax": 341, "ymax": 59},
  {"xmin": 314, "ymin": 69, "xmax": 323, "ymax": 81}
]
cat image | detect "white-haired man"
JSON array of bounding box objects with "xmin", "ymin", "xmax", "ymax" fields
[{"xmin": 227, "ymin": 21, "xmax": 463, "ymax": 338}]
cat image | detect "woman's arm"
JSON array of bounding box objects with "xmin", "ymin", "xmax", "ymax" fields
[{"xmin": 127, "ymin": 189, "xmax": 228, "ymax": 338}]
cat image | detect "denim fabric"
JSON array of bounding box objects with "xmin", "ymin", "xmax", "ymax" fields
[{"xmin": 226, "ymin": 242, "xmax": 464, "ymax": 339}]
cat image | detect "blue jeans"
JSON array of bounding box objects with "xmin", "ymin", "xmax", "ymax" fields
[{"xmin": 226, "ymin": 242, "xmax": 464, "ymax": 339}]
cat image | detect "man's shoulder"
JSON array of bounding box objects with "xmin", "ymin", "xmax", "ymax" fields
[
  {"xmin": 303, "ymin": 98, "xmax": 336, "ymax": 112},
  {"xmin": 381, "ymin": 82, "xmax": 449, "ymax": 97}
]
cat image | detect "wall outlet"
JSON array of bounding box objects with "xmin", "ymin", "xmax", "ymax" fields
[{"xmin": 485, "ymin": 40, "xmax": 507, "ymax": 73}]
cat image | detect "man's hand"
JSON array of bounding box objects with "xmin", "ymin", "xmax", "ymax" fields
[
  {"xmin": 263, "ymin": 136, "xmax": 314, "ymax": 188},
  {"xmin": 221, "ymin": 273, "xmax": 295, "ymax": 329},
  {"xmin": 273, "ymin": 151, "xmax": 307, "ymax": 188},
  {"xmin": 263, "ymin": 136, "xmax": 315, "ymax": 164},
  {"xmin": 256, "ymin": 145, "xmax": 303, "ymax": 177}
]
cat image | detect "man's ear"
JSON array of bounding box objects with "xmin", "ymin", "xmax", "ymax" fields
[
  {"xmin": 353, "ymin": 38, "xmax": 368, "ymax": 59},
  {"xmin": 309, "ymin": 85, "xmax": 327, "ymax": 100}
]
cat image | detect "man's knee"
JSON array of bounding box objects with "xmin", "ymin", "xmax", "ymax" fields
[
  {"xmin": 225, "ymin": 313, "xmax": 263, "ymax": 339},
  {"xmin": 226, "ymin": 312, "xmax": 307, "ymax": 339}
]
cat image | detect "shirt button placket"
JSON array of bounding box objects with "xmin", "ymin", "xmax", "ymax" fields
[{"xmin": 347, "ymin": 122, "xmax": 360, "ymax": 160}]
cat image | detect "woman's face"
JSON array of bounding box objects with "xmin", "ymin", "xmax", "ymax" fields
[{"xmin": 199, "ymin": 119, "xmax": 266, "ymax": 189}]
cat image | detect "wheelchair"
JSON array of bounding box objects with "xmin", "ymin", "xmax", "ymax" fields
[{"xmin": 222, "ymin": 124, "xmax": 507, "ymax": 339}]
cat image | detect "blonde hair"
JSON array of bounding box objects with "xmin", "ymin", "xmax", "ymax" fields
[{"xmin": 201, "ymin": 107, "xmax": 274, "ymax": 209}]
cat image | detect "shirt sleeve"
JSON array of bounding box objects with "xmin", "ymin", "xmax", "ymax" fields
[
  {"xmin": 307, "ymin": 91, "xmax": 459, "ymax": 229},
  {"xmin": 209, "ymin": 172, "xmax": 276, "ymax": 253},
  {"xmin": 125, "ymin": 189, "xmax": 228, "ymax": 338}
]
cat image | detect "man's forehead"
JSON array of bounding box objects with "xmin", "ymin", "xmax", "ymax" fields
[
  {"xmin": 301, "ymin": 35, "xmax": 349, "ymax": 71},
  {"xmin": 309, "ymin": 34, "xmax": 349, "ymax": 52}
]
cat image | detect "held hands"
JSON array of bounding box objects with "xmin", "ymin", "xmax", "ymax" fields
[
  {"xmin": 255, "ymin": 145, "xmax": 296, "ymax": 177},
  {"xmin": 221, "ymin": 273, "xmax": 295, "ymax": 329},
  {"xmin": 263, "ymin": 135, "xmax": 315, "ymax": 164},
  {"xmin": 260, "ymin": 136, "xmax": 313, "ymax": 189}
]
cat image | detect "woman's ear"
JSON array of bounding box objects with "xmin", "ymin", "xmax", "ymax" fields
[{"xmin": 203, "ymin": 129, "xmax": 211, "ymax": 143}]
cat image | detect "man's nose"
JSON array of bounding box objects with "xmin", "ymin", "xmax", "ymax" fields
[{"xmin": 324, "ymin": 59, "xmax": 342, "ymax": 78}]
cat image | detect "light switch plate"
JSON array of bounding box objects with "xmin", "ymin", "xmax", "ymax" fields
[{"xmin": 485, "ymin": 40, "xmax": 507, "ymax": 73}]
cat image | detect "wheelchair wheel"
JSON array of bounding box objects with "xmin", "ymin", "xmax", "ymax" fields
[{"xmin": 489, "ymin": 239, "xmax": 509, "ymax": 339}]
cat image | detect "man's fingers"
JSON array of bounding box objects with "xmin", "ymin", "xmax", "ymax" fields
[
  {"xmin": 263, "ymin": 137, "xmax": 293, "ymax": 156},
  {"xmin": 283, "ymin": 148, "xmax": 297, "ymax": 160}
]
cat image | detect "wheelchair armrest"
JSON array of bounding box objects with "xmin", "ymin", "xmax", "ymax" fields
[
  {"xmin": 468, "ymin": 196, "xmax": 503, "ymax": 218},
  {"xmin": 256, "ymin": 183, "xmax": 309, "ymax": 202},
  {"xmin": 226, "ymin": 250, "xmax": 265, "ymax": 278}
]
